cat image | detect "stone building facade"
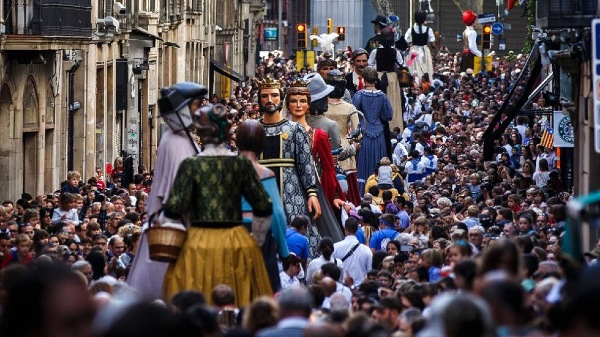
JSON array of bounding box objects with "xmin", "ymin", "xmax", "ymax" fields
[{"xmin": 0, "ymin": 0, "xmax": 264, "ymax": 201}]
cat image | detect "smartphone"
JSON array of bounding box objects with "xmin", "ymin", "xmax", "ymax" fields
[{"xmin": 401, "ymin": 245, "xmax": 413, "ymax": 252}]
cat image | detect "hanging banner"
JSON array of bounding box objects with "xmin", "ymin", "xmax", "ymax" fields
[{"xmin": 553, "ymin": 111, "xmax": 574, "ymax": 147}]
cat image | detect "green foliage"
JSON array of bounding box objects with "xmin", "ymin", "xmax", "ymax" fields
[{"xmin": 523, "ymin": 0, "xmax": 537, "ymax": 54}]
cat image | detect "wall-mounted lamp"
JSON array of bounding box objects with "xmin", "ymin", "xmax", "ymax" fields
[
  {"xmin": 148, "ymin": 104, "xmax": 155, "ymax": 128},
  {"xmin": 69, "ymin": 101, "xmax": 81, "ymax": 112}
]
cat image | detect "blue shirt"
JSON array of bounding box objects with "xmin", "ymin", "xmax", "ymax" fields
[
  {"xmin": 369, "ymin": 228, "xmax": 399, "ymax": 251},
  {"xmin": 285, "ymin": 228, "xmax": 309, "ymax": 259},
  {"xmin": 428, "ymin": 266, "xmax": 441, "ymax": 282},
  {"xmin": 463, "ymin": 217, "xmax": 480, "ymax": 229},
  {"xmin": 396, "ymin": 210, "xmax": 410, "ymax": 230},
  {"xmin": 356, "ymin": 227, "xmax": 366, "ymax": 244}
]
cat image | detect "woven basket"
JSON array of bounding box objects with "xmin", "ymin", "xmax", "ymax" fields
[{"xmin": 146, "ymin": 226, "xmax": 187, "ymax": 262}]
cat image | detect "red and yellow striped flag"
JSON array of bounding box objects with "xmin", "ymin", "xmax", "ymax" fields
[{"xmin": 540, "ymin": 127, "xmax": 554, "ymax": 149}]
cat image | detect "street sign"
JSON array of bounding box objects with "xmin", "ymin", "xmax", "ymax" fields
[
  {"xmin": 592, "ymin": 19, "xmax": 600, "ymax": 152},
  {"xmin": 264, "ymin": 27, "xmax": 277, "ymax": 41},
  {"xmin": 554, "ymin": 111, "xmax": 574, "ymax": 148},
  {"xmin": 477, "ymin": 13, "xmax": 496, "ymax": 24},
  {"xmin": 491, "ymin": 22, "xmax": 504, "ymax": 36},
  {"xmin": 498, "ymin": 38, "xmax": 506, "ymax": 51}
]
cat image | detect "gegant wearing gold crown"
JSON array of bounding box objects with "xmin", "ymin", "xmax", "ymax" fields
[{"xmin": 257, "ymin": 77, "xmax": 322, "ymax": 259}]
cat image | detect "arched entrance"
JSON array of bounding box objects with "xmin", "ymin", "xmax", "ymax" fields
[
  {"xmin": 0, "ymin": 84, "xmax": 12, "ymax": 197},
  {"xmin": 22, "ymin": 77, "xmax": 39, "ymax": 196}
]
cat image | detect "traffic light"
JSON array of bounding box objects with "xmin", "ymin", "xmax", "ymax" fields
[
  {"xmin": 482, "ymin": 25, "xmax": 491, "ymax": 49},
  {"xmin": 337, "ymin": 26, "xmax": 346, "ymax": 41},
  {"xmin": 327, "ymin": 18, "xmax": 333, "ymax": 34},
  {"xmin": 296, "ymin": 23, "xmax": 307, "ymax": 49}
]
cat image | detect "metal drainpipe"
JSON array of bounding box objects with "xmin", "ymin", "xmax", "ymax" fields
[{"xmin": 67, "ymin": 61, "xmax": 80, "ymax": 171}]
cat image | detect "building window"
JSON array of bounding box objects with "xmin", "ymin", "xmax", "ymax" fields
[
  {"xmin": 23, "ymin": 79, "xmax": 39, "ymax": 129},
  {"xmin": 46, "ymin": 87, "xmax": 55, "ymax": 125}
]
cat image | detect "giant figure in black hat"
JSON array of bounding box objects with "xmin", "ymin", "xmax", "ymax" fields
[
  {"xmin": 365, "ymin": 15, "xmax": 388, "ymax": 54},
  {"xmin": 127, "ymin": 82, "xmax": 206, "ymax": 300}
]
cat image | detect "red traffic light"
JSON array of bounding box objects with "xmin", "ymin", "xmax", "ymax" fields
[
  {"xmin": 337, "ymin": 27, "xmax": 345, "ymax": 34},
  {"xmin": 483, "ymin": 26, "xmax": 491, "ymax": 34},
  {"xmin": 297, "ymin": 23, "xmax": 306, "ymax": 32}
]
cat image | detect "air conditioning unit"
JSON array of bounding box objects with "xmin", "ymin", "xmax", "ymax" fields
[{"xmin": 536, "ymin": 0, "xmax": 598, "ymax": 28}]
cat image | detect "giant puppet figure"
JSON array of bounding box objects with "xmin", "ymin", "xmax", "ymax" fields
[
  {"xmin": 127, "ymin": 82, "xmax": 205, "ymax": 300},
  {"xmin": 161, "ymin": 103, "xmax": 273, "ymax": 307},
  {"xmin": 257, "ymin": 78, "xmax": 322, "ymax": 255},
  {"xmin": 460, "ymin": 10, "xmax": 482, "ymax": 72}
]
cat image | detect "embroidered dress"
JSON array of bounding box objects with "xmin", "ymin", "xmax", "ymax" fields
[
  {"xmin": 353, "ymin": 89, "xmax": 393, "ymax": 195},
  {"xmin": 162, "ymin": 155, "xmax": 273, "ymax": 308},
  {"xmin": 259, "ymin": 119, "xmax": 320, "ymax": 257},
  {"xmin": 259, "ymin": 119, "xmax": 317, "ymax": 224}
]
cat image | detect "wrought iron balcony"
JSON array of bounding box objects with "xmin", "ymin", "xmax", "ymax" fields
[{"xmin": 3, "ymin": 0, "xmax": 92, "ymax": 36}]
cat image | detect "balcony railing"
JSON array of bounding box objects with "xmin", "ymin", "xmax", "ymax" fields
[{"xmin": 4, "ymin": 0, "xmax": 92, "ymax": 36}]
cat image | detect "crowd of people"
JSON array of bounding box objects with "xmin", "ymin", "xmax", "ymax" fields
[{"xmin": 1, "ymin": 10, "xmax": 600, "ymax": 337}]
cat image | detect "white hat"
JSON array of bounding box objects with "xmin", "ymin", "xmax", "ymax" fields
[{"xmin": 304, "ymin": 73, "xmax": 334, "ymax": 102}]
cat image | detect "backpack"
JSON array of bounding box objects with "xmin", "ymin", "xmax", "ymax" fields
[{"xmin": 414, "ymin": 121, "xmax": 429, "ymax": 136}]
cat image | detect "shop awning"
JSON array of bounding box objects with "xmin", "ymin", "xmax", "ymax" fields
[
  {"xmin": 482, "ymin": 44, "xmax": 543, "ymax": 161},
  {"xmin": 210, "ymin": 60, "xmax": 245, "ymax": 82},
  {"xmin": 132, "ymin": 26, "xmax": 163, "ymax": 41}
]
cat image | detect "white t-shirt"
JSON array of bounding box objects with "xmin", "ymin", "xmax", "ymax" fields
[
  {"xmin": 533, "ymin": 171, "xmax": 551, "ymax": 188},
  {"xmin": 378, "ymin": 165, "xmax": 393, "ymax": 186}
]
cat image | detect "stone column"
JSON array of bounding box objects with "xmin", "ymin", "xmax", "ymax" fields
[{"xmin": 85, "ymin": 47, "xmax": 98, "ymax": 179}]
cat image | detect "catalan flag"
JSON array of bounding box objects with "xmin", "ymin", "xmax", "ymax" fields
[{"xmin": 540, "ymin": 127, "xmax": 554, "ymax": 149}]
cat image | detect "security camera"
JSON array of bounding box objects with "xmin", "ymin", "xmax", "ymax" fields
[
  {"xmin": 104, "ymin": 16, "xmax": 120, "ymax": 31},
  {"xmin": 113, "ymin": 2, "xmax": 126, "ymax": 16}
]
